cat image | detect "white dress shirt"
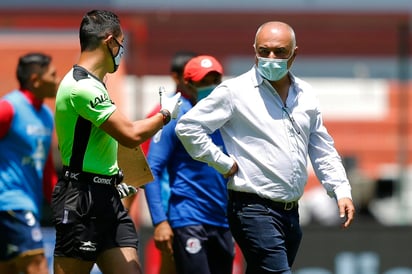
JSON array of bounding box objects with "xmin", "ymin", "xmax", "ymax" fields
[{"xmin": 175, "ymin": 66, "xmax": 352, "ymax": 202}]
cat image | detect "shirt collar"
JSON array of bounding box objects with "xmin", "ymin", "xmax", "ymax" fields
[
  {"xmin": 251, "ymin": 65, "xmax": 264, "ymax": 87},
  {"xmin": 20, "ymin": 89, "xmax": 43, "ymax": 110},
  {"xmin": 251, "ymin": 66, "xmax": 301, "ymax": 105}
]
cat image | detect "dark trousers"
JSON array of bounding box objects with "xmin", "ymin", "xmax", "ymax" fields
[
  {"xmin": 227, "ymin": 191, "xmax": 302, "ymax": 274},
  {"xmin": 172, "ymin": 225, "xmax": 234, "ymax": 274}
]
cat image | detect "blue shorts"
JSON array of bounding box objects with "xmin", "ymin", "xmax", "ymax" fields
[{"xmin": 0, "ymin": 210, "xmax": 45, "ymax": 261}]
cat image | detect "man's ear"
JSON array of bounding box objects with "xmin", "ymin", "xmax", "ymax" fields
[
  {"xmin": 171, "ymin": 71, "xmax": 180, "ymax": 85},
  {"xmin": 103, "ymin": 35, "xmax": 114, "ymax": 46},
  {"xmin": 31, "ymin": 73, "xmax": 41, "ymax": 89},
  {"xmin": 292, "ymin": 46, "xmax": 298, "ymax": 58},
  {"xmin": 288, "ymin": 46, "xmax": 298, "ymax": 66}
]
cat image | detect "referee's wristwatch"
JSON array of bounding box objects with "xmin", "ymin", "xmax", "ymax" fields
[{"xmin": 159, "ymin": 109, "xmax": 171, "ymax": 125}]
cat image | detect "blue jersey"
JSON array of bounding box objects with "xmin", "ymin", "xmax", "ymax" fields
[
  {"xmin": 145, "ymin": 97, "xmax": 229, "ymax": 228},
  {"xmin": 0, "ymin": 91, "xmax": 53, "ymax": 217}
]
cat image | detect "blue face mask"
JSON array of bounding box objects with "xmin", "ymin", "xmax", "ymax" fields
[
  {"xmin": 256, "ymin": 55, "xmax": 291, "ymax": 81},
  {"xmin": 197, "ymin": 85, "xmax": 216, "ymax": 101}
]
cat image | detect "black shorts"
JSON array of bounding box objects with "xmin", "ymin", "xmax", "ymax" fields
[{"xmin": 51, "ymin": 178, "xmax": 138, "ymax": 261}]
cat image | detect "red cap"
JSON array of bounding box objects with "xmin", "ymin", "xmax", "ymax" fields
[{"xmin": 183, "ymin": 55, "xmax": 223, "ymax": 82}]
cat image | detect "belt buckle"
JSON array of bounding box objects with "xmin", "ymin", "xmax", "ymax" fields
[{"xmin": 284, "ymin": 201, "xmax": 295, "ymax": 210}]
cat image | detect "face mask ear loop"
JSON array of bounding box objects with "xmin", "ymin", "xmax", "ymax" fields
[
  {"xmin": 106, "ymin": 39, "xmax": 116, "ymax": 72},
  {"xmin": 108, "ymin": 38, "xmax": 124, "ymax": 73}
]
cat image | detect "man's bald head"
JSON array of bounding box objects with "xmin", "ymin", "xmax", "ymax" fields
[{"xmin": 254, "ymin": 21, "xmax": 296, "ymax": 54}]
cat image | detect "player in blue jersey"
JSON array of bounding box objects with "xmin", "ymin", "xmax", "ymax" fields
[
  {"xmin": 144, "ymin": 55, "xmax": 235, "ymax": 274},
  {"xmin": 0, "ymin": 53, "xmax": 59, "ymax": 274}
]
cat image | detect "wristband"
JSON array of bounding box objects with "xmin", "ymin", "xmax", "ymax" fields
[{"xmin": 159, "ymin": 109, "xmax": 171, "ymax": 125}]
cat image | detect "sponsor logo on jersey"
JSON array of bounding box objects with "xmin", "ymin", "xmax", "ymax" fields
[{"xmin": 90, "ymin": 94, "xmax": 114, "ymax": 108}]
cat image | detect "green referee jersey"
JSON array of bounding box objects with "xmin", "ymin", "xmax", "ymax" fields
[{"xmin": 55, "ymin": 65, "xmax": 118, "ymax": 176}]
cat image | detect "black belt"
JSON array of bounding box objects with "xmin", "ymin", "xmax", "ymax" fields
[
  {"xmin": 228, "ymin": 190, "xmax": 298, "ymax": 211},
  {"xmin": 62, "ymin": 166, "xmax": 122, "ymax": 186}
]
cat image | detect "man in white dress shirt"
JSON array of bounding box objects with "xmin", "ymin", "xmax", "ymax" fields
[{"xmin": 175, "ymin": 21, "xmax": 355, "ymax": 274}]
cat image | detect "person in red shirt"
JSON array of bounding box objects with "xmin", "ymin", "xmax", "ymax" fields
[
  {"xmin": 141, "ymin": 51, "xmax": 197, "ymax": 155},
  {"xmin": 131, "ymin": 51, "xmax": 196, "ymax": 274}
]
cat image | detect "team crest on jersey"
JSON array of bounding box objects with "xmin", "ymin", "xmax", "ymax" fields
[{"xmin": 185, "ymin": 237, "xmax": 202, "ymax": 254}]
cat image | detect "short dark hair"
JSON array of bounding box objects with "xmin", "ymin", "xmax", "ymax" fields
[
  {"xmin": 170, "ymin": 51, "xmax": 197, "ymax": 76},
  {"xmin": 79, "ymin": 10, "xmax": 121, "ymax": 52},
  {"xmin": 16, "ymin": 53, "xmax": 51, "ymax": 89}
]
